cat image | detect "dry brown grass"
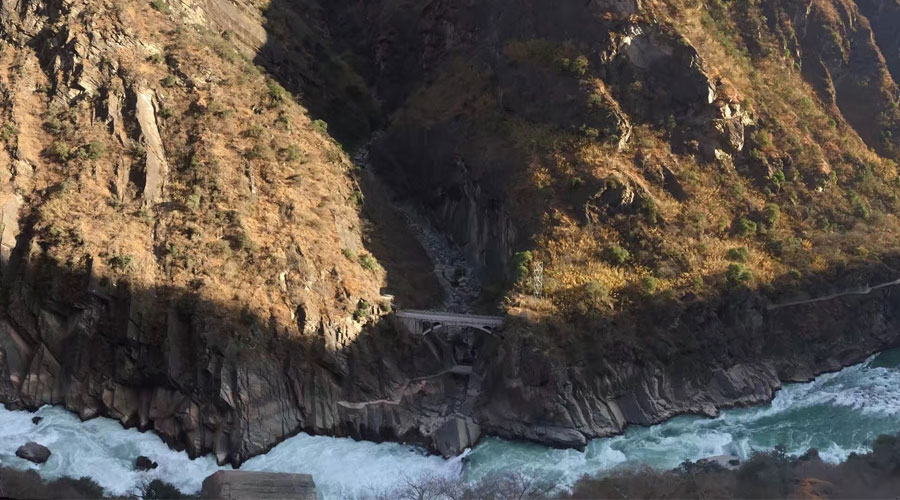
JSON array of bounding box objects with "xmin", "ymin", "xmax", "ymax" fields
[{"xmin": 4, "ymin": 0, "xmax": 384, "ymax": 343}]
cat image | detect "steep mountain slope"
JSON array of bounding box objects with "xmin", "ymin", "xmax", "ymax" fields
[
  {"xmin": 298, "ymin": 0, "xmax": 900, "ymax": 445},
  {"xmin": 3, "ymin": 0, "xmax": 900, "ymax": 468},
  {"xmin": 0, "ymin": 0, "xmax": 468, "ymax": 466}
]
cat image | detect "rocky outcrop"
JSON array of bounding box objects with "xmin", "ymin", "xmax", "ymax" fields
[
  {"xmin": 200, "ymin": 471, "xmax": 317, "ymax": 500},
  {"xmin": 15, "ymin": 442, "xmax": 50, "ymax": 464},
  {"xmin": 132, "ymin": 88, "xmax": 169, "ymax": 205},
  {"xmin": 0, "ymin": 250, "xmax": 492, "ymax": 464},
  {"xmin": 766, "ymin": 0, "xmax": 900, "ymax": 155},
  {"xmin": 473, "ymin": 270, "xmax": 900, "ymax": 447},
  {"xmin": 135, "ymin": 455, "xmax": 158, "ymax": 471}
]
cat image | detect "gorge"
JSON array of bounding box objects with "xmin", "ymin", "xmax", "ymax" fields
[{"xmin": 3, "ymin": 0, "xmax": 900, "ymax": 496}]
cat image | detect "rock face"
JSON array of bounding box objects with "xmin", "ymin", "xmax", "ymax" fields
[
  {"xmin": 135, "ymin": 456, "xmax": 158, "ymax": 471},
  {"xmin": 15, "ymin": 442, "xmax": 50, "ymax": 464},
  {"xmin": 433, "ymin": 417, "xmax": 482, "ymax": 458},
  {"xmin": 200, "ymin": 471, "xmax": 316, "ymax": 500},
  {"xmin": 472, "ymin": 274, "xmax": 900, "ymax": 446}
]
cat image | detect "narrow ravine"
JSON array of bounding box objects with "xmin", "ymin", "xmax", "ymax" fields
[{"xmin": 354, "ymin": 140, "xmax": 483, "ymax": 313}]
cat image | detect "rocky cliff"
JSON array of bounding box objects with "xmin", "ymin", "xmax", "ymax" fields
[
  {"xmin": 3, "ymin": 0, "xmax": 900, "ymax": 469},
  {"xmin": 0, "ymin": 0, "xmax": 477, "ymax": 465}
]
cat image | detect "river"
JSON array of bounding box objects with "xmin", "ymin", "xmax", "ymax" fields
[{"xmin": 1, "ymin": 348, "xmax": 899, "ymax": 498}]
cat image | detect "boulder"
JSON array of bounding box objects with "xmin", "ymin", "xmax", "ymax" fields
[
  {"xmin": 15, "ymin": 442, "xmax": 51, "ymax": 464},
  {"xmin": 432, "ymin": 417, "xmax": 481, "ymax": 457},
  {"xmin": 31, "ymin": 416, "xmax": 41, "ymax": 425},
  {"xmin": 697, "ymin": 454, "xmax": 741, "ymax": 470},
  {"xmin": 200, "ymin": 471, "xmax": 316, "ymax": 500},
  {"xmin": 135, "ymin": 455, "xmax": 158, "ymax": 471}
]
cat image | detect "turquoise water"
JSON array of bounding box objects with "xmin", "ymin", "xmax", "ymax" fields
[{"xmin": 1, "ymin": 349, "xmax": 899, "ymax": 498}]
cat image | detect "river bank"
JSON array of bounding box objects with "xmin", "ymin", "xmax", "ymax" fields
[{"xmin": 2, "ymin": 348, "xmax": 898, "ymax": 498}]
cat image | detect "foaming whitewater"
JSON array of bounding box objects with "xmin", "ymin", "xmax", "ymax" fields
[
  {"xmin": 1, "ymin": 349, "xmax": 899, "ymax": 498},
  {"xmin": 463, "ymin": 349, "xmax": 900, "ymax": 486}
]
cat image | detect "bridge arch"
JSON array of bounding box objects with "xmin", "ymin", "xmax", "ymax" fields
[{"xmin": 395, "ymin": 310, "xmax": 504, "ymax": 337}]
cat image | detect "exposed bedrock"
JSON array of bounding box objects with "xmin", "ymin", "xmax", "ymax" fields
[
  {"xmin": 475, "ymin": 273, "xmax": 900, "ymax": 448},
  {"xmin": 0, "ymin": 251, "xmax": 494, "ymax": 465}
]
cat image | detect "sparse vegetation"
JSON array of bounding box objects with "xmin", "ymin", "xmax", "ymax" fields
[
  {"xmin": 726, "ymin": 246, "xmax": 750, "ymax": 263},
  {"xmin": 605, "ymin": 245, "xmax": 631, "ymax": 266},
  {"xmin": 267, "ymin": 80, "xmax": 289, "ymax": 106},
  {"xmin": 641, "ymin": 276, "xmax": 660, "ymax": 294},
  {"xmin": 359, "ymin": 253, "xmax": 378, "ymax": 271},
  {"xmin": 0, "ymin": 123, "xmax": 17, "ymax": 142},
  {"xmin": 726, "ymin": 263, "xmax": 752, "ymax": 285},
  {"xmin": 149, "ymin": 0, "xmax": 170, "ymax": 14},
  {"xmin": 107, "ymin": 254, "xmax": 134, "ymax": 272},
  {"xmin": 734, "ymin": 217, "xmax": 758, "ymax": 238},
  {"xmin": 312, "ymin": 119, "xmax": 329, "ymax": 134},
  {"xmin": 512, "ymin": 251, "xmax": 533, "ymax": 281}
]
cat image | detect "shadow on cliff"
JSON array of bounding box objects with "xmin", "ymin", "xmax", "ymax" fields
[
  {"xmin": 252, "ymin": 0, "xmax": 380, "ymax": 150},
  {"xmin": 246, "ymin": 0, "xmax": 453, "ymax": 310},
  {"xmin": 5, "ymin": 228, "xmax": 900, "ymax": 466},
  {"xmin": 0, "ymin": 238, "xmax": 448, "ymax": 466},
  {"xmin": 470, "ymin": 253, "xmax": 900, "ymax": 447}
]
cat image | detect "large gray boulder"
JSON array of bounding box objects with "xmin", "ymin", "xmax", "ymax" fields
[
  {"xmin": 433, "ymin": 417, "xmax": 481, "ymax": 457},
  {"xmin": 200, "ymin": 471, "xmax": 316, "ymax": 500},
  {"xmin": 15, "ymin": 442, "xmax": 50, "ymax": 464}
]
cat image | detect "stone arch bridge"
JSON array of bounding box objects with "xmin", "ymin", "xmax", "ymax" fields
[{"xmin": 395, "ymin": 310, "xmax": 504, "ymax": 336}]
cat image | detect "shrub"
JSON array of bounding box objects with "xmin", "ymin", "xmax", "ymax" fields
[
  {"xmin": 161, "ymin": 74, "xmax": 177, "ymax": 87},
  {"xmin": 353, "ymin": 300, "xmax": 371, "ymax": 322},
  {"xmin": 726, "ymin": 246, "xmax": 749, "ymax": 263},
  {"xmin": 571, "ymin": 55, "xmax": 589, "ymax": 76},
  {"xmin": 0, "ymin": 123, "xmax": 18, "ymax": 142},
  {"xmin": 770, "ymin": 169, "xmax": 786, "ymax": 189},
  {"xmin": 244, "ymin": 125, "xmax": 264, "ymax": 139},
  {"xmin": 849, "ymin": 191, "xmax": 871, "ymax": 219},
  {"xmin": 587, "ymin": 93, "xmax": 605, "ymax": 109},
  {"xmin": 281, "ymin": 145, "xmax": 304, "ymax": 162},
  {"xmin": 142, "ymin": 479, "xmax": 187, "ymax": 499},
  {"xmin": 605, "ymin": 245, "xmax": 630, "ymax": 265},
  {"xmin": 755, "ymin": 129, "xmax": 772, "ymax": 148},
  {"xmin": 569, "ymin": 176, "xmax": 584, "ymax": 189},
  {"xmin": 359, "ymin": 253, "xmax": 378, "ymax": 271},
  {"xmin": 734, "ymin": 217, "xmax": 758, "ymax": 238},
  {"xmin": 107, "ymin": 254, "xmax": 134, "ymax": 271},
  {"xmin": 230, "ymin": 231, "xmax": 253, "ymax": 251},
  {"xmin": 579, "ymin": 124, "xmax": 600, "ymax": 139},
  {"xmin": 50, "ymin": 141, "xmax": 72, "ymax": 161},
  {"xmin": 0, "ymin": 468, "xmax": 106, "ymax": 499},
  {"xmin": 267, "ymin": 80, "xmax": 288, "ymax": 105},
  {"xmin": 572, "ymin": 281, "xmax": 608, "ymax": 318},
  {"xmin": 245, "ymin": 144, "xmax": 274, "ymax": 161},
  {"xmin": 512, "ymin": 251, "xmax": 533, "ymax": 281},
  {"xmin": 149, "ymin": 0, "xmax": 171, "ymax": 14},
  {"xmin": 726, "ymin": 263, "xmax": 752, "ymax": 285},
  {"xmin": 312, "ymin": 119, "xmax": 329, "ymax": 134},
  {"xmin": 762, "ymin": 203, "xmax": 781, "ymax": 227},
  {"xmin": 640, "ymin": 198, "xmax": 659, "ymax": 224},
  {"xmin": 80, "ymin": 141, "xmax": 106, "ymax": 160},
  {"xmin": 342, "ymin": 248, "xmax": 356, "ymax": 260},
  {"xmin": 641, "ymin": 276, "xmax": 659, "ymax": 294}
]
